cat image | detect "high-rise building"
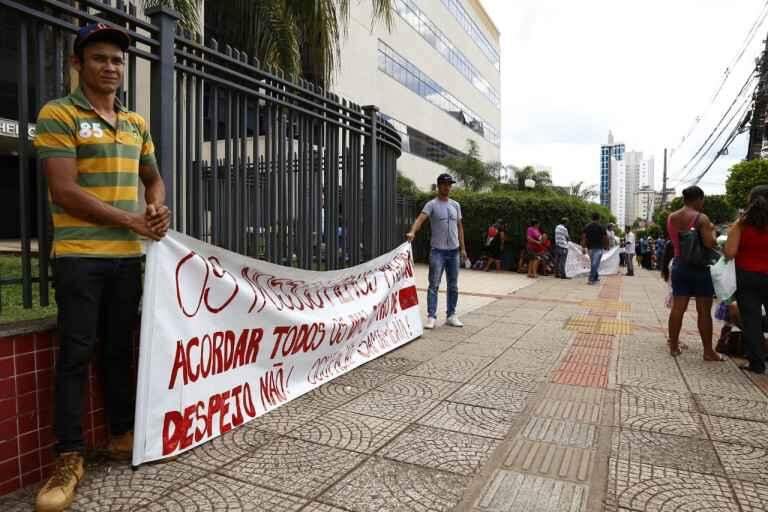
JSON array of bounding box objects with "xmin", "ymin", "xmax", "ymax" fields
[
  {"xmin": 334, "ymin": 0, "xmax": 501, "ymax": 190},
  {"xmin": 609, "ymin": 157, "xmax": 627, "ymax": 227},
  {"xmin": 600, "ymin": 131, "xmax": 625, "ymax": 209}
]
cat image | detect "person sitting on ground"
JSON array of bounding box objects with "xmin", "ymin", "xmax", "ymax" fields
[
  {"xmin": 666, "ymin": 185, "xmax": 722, "ymax": 361},
  {"xmin": 538, "ymin": 233, "xmax": 555, "ymax": 276},
  {"xmin": 526, "ymin": 220, "xmax": 546, "ymax": 278},
  {"xmin": 724, "ymin": 184, "xmax": 768, "ymax": 374}
]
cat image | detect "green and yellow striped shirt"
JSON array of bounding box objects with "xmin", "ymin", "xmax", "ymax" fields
[{"xmin": 33, "ymin": 87, "xmax": 157, "ymax": 258}]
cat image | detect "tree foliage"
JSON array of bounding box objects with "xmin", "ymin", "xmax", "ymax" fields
[
  {"xmin": 396, "ymin": 171, "xmax": 419, "ymax": 198},
  {"xmin": 725, "ymin": 160, "xmax": 768, "ymax": 209},
  {"xmin": 144, "ymin": 0, "xmax": 393, "ymax": 84},
  {"xmin": 441, "ymin": 140, "xmax": 500, "ymax": 192},
  {"xmin": 652, "ymin": 194, "xmax": 738, "ymax": 236}
]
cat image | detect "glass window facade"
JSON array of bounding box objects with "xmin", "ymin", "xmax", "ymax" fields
[
  {"xmin": 393, "ymin": 0, "xmax": 499, "ymax": 108},
  {"xmin": 378, "ymin": 40, "xmax": 500, "ymax": 146},
  {"xmin": 382, "ymin": 114, "xmax": 464, "ymax": 163},
  {"xmin": 600, "ymin": 144, "xmax": 625, "ymax": 207},
  {"xmin": 441, "ymin": 0, "xmax": 500, "ymax": 70}
]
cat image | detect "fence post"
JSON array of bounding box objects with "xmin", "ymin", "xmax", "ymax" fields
[
  {"xmin": 147, "ymin": 7, "xmax": 178, "ymax": 220},
  {"xmin": 363, "ymin": 105, "xmax": 380, "ymax": 259}
]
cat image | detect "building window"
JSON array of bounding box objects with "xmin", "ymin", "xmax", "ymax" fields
[
  {"xmin": 393, "ymin": 0, "xmax": 499, "ymax": 108},
  {"xmin": 441, "ymin": 0, "xmax": 500, "ymax": 70},
  {"xmin": 377, "ymin": 40, "xmax": 499, "ymax": 146}
]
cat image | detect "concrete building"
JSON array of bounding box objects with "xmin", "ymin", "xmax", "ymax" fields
[
  {"xmin": 635, "ymin": 188, "xmax": 656, "ymax": 224},
  {"xmin": 625, "ymin": 151, "xmax": 655, "ymax": 225},
  {"xmin": 334, "ymin": 0, "xmax": 502, "ymax": 190},
  {"xmin": 600, "ymin": 131, "xmax": 625, "ymax": 211},
  {"xmin": 609, "ymin": 157, "xmax": 627, "ymax": 228}
]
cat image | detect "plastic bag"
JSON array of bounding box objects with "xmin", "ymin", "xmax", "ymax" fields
[
  {"xmin": 464, "ymin": 258, "xmax": 472, "ymax": 269},
  {"xmin": 710, "ymin": 257, "xmax": 737, "ymax": 301}
]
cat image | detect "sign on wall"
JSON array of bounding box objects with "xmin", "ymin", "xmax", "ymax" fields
[{"xmin": 132, "ymin": 231, "xmax": 422, "ymax": 466}]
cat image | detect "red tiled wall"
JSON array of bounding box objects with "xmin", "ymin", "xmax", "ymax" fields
[{"xmin": 0, "ymin": 331, "xmax": 114, "ymax": 496}]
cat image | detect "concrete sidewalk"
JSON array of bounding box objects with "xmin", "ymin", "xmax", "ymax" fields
[{"xmin": 3, "ymin": 267, "xmax": 768, "ymax": 511}]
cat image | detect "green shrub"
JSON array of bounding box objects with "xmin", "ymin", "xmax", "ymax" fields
[{"xmin": 410, "ymin": 190, "xmax": 614, "ymax": 260}]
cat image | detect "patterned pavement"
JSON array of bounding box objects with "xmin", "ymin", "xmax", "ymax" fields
[{"xmin": 2, "ymin": 267, "xmax": 768, "ymax": 511}]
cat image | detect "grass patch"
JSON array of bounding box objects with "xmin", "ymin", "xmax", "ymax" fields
[{"xmin": 0, "ymin": 255, "xmax": 57, "ymax": 325}]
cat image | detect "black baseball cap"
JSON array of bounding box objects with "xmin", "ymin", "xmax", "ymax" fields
[
  {"xmin": 436, "ymin": 173, "xmax": 456, "ymax": 184},
  {"xmin": 74, "ymin": 23, "xmax": 130, "ymax": 53}
]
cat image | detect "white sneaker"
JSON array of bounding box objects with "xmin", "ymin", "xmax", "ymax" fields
[
  {"xmin": 446, "ymin": 316, "xmax": 464, "ymax": 327},
  {"xmin": 424, "ymin": 317, "xmax": 436, "ymax": 329}
]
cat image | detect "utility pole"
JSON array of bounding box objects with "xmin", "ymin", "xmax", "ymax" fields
[
  {"xmin": 747, "ymin": 36, "xmax": 768, "ymax": 160},
  {"xmin": 661, "ymin": 148, "xmax": 668, "ymax": 207}
]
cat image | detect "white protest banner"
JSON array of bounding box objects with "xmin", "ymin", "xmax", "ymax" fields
[
  {"xmin": 564, "ymin": 242, "xmax": 620, "ymax": 278},
  {"xmin": 133, "ymin": 231, "xmax": 422, "ymax": 466}
]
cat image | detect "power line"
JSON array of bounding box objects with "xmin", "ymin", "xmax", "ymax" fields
[
  {"xmin": 671, "ymin": 73, "xmax": 757, "ymax": 181},
  {"xmin": 672, "ymin": 0, "xmax": 768, "ymax": 154},
  {"xmin": 675, "ymin": 95, "xmax": 752, "ymax": 185}
]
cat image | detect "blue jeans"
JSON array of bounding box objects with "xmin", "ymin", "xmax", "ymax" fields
[
  {"xmin": 588, "ymin": 249, "xmax": 603, "ymax": 283},
  {"xmin": 428, "ymin": 248, "xmax": 459, "ymax": 318}
]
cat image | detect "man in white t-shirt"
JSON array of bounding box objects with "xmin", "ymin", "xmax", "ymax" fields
[{"xmin": 624, "ymin": 226, "xmax": 636, "ymax": 276}]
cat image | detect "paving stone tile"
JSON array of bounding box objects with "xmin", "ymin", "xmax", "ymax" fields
[
  {"xmin": 287, "ymin": 409, "xmax": 407, "ymax": 454},
  {"xmin": 619, "ymin": 405, "xmax": 706, "ymax": 439},
  {"xmin": 247, "ymin": 401, "xmax": 331, "ymax": 434},
  {"xmin": 417, "ymin": 402, "xmax": 518, "ymax": 439},
  {"xmin": 445, "ymin": 340, "xmax": 512, "ymax": 358},
  {"xmin": 136, "ymin": 474, "xmax": 307, "ymax": 511},
  {"xmin": 407, "ymin": 354, "xmax": 493, "ymax": 382},
  {"xmin": 731, "ymin": 480, "xmax": 768, "ymax": 512},
  {"xmin": 685, "ymin": 377, "xmax": 768, "ymax": 402},
  {"xmin": 340, "ymin": 390, "xmax": 440, "ymax": 422},
  {"xmin": 362, "ymin": 356, "xmax": 423, "ymax": 374},
  {"xmin": 493, "ymin": 308, "xmax": 550, "ymax": 324},
  {"xmin": 332, "ymin": 369, "xmax": 397, "ymax": 390},
  {"xmin": 695, "ymin": 394, "xmax": 768, "ymax": 422},
  {"xmin": 220, "ymin": 437, "xmax": 364, "ymax": 498},
  {"xmin": 541, "ymin": 383, "xmax": 605, "ymax": 405},
  {"xmin": 605, "ymin": 459, "xmax": 739, "ymax": 512},
  {"xmin": 494, "ymin": 349, "xmax": 562, "ymax": 372},
  {"xmin": 519, "ymin": 418, "xmax": 597, "ymax": 449},
  {"xmin": 302, "ymin": 503, "xmax": 350, "ymax": 512},
  {"xmin": 611, "ymin": 430, "xmax": 723, "ymax": 475},
  {"xmin": 616, "ymin": 367, "xmax": 687, "ymax": 391},
  {"xmin": 177, "ymin": 427, "xmax": 277, "ymax": 470},
  {"xmin": 293, "ymin": 383, "xmax": 367, "ymax": 409},
  {"xmin": 713, "ymin": 442, "xmax": 768, "ymax": 485},
  {"xmin": 387, "ymin": 340, "xmax": 457, "ymax": 361},
  {"xmin": 571, "ymin": 333, "xmax": 615, "ymax": 350},
  {"xmin": 465, "ymin": 322, "xmax": 532, "ymax": 341},
  {"xmin": 380, "ymin": 425, "xmax": 500, "ymax": 475},
  {"xmin": 376, "ymin": 375, "xmax": 462, "ymax": 400},
  {"xmin": 503, "ymin": 438, "xmax": 596, "ymax": 484},
  {"xmin": 562, "ymin": 347, "xmax": 611, "ymax": 366},
  {"xmin": 551, "ymin": 370, "xmax": 608, "ymax": 388},
  {"xmin": 702, "ymin": 415, "xmax": 768, "ymax": 449},
  {"xmin": 469, "ymin": 369, "xmax": 545, "ymax": 392},
  {"xmin": 447, "ymin": 384, "xmax": 531, "ymax": 413},
  {"xmin": 67, "ymin": 461, "xmax": 207, "ymax": 511},
  {"xmin": 620, "ymin": 386, "xmax": 697, "ymax": 412},
  {"xmin": 475, "ymin": 470, "xmax": 588, "ymax": 512},
  {"xmin": 532, "ymin": 398, "xmax": 603, "ymax": 424},
  {"xmin": 320, "ymin": 457, "xmax": 469, "ymax": 512}
]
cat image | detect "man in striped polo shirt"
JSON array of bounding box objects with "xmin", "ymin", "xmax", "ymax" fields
[{"xmin": 33, "ymin": 24, "xmax": 170, "ymax": 512}]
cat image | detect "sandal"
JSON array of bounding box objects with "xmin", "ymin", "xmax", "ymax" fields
[
  {"xmin": 667, "ymin": 339, "xmax": 682, "ymax": 357},
  {"xmin": 703, "ymin": 353, "xmax": 726, "ymax": 362}
]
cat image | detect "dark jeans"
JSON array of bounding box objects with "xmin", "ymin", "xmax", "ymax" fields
[
  {"xmin": 427, "ymin": 248, "xmax": 459, "ymax": 318},
  {"xmin": 554, "ymin": 246, "xmax": 568, "ymax": 278},
  {"xmin": 625, "ymin": 253, "xmax": 634, "ymax": 275},
  {"xmin": 54, "ymin": 257, "xmax": 142, "ymax": 453},
  {"xmin": 736, "ymin": 268, "xmax": 768, "ymax": 373},
  {"xmin": 588, "ymin": 249, "xmax": 603, "ymax": 283}
]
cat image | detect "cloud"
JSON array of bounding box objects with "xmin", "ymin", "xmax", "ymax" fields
[{"xmin": 481, "ymin": 0, "xmax": 765, "ymax": 193}]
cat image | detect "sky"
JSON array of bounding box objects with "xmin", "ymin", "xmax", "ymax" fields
[{"xmin": 479, "ymin": 0, "xmax": 766, "ymax": 195}]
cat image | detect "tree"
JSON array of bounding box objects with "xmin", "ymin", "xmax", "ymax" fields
[
  {"xmin": 512, "ymin": 166, "xmax": 552, "ymax": 191},
  {"xmin": 396, "ymin": 171, "xmax": 419, "ymax": 198},
  {"xmin": 143, "ymin": 0, "xmax": 394, "ymax": 84},
  {"xmin": 725, "ymin": 160, "xmax": 768, "ymax": 209},
  {"xmin": 567, "ymin": 181, "xmax": 598, "ymax": 202},
  {"xmin": 441, "ymin": 140, "xmax": 499, "ymax": 192},
  {"xmin": 653, "ymin": 194, "xmax": 737, "ymax": 235}
]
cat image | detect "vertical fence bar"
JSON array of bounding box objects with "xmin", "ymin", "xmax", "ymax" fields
[
  {"xmin": 277, "ymin": 106, "xmax": 286, "ymax": 265},
  {"xmin": 147, "ymin": 7, "xmax": 178, "ymax": 224},
  {"xmin": 363, "ymin": 105, "xmax": 380, "ymax": 260},
  {"xmin": 210, "ymin": 82, "xmax": 220, "ymax": 246},
  {"xmin": 35, "ymin": 22, "xmax": 50, "ymax": 307},
  {"xmin": 287, "ymin": 112, "xmax": 295, "ymax": 267},
  {"xmin": 185, "ymin": 60, "xmax": 194, "ymax": 235},
  {"xmin": 195, "ymin": 69, "xmax": 204, "ymax": 239},
  {"xmin": 17, "ymin": 19, "xmax": 32, "ymax": 308},
  {"xmin": 239, "ymin": 93, "xmax": 247, "ymax": 255},
  {"xmin": 175, "ymin": 69, "xmax": 184, "ymax": 230},
  {"xmin": 224, "ymin": 70, "xmax": 233, "ymax": 251}
]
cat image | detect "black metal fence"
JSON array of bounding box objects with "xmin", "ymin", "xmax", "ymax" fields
[{"xmin": 1, "ymin": 0, "xmax": 419, "ymax": 313}]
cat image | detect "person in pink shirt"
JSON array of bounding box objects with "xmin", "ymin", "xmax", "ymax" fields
[{"xmin": 526, "ymin": 220, "xmax": 545, "ymax": 278}]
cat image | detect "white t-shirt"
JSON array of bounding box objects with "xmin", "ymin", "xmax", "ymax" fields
[{"xmin": 625, "ymin": 232, "xmax": 636, "ymax": 255}]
